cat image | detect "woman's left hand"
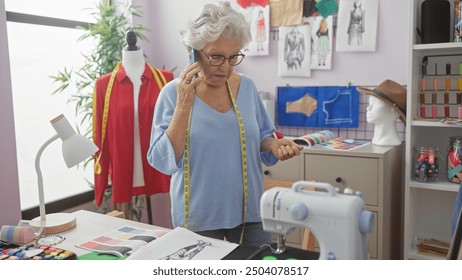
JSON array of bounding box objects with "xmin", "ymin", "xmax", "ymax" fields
[
  {"xmin": 274, "ymin": 138, "xmax": 303, "ymax": 160},
  {"xmin": 263, "ymin": 137, "xmax": 303, "ymax": 161}
]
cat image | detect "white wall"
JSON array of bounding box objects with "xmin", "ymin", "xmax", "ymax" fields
[
  {"xmin": 0, "ymin": 0, "xmax": 21, "ymax": 225},
  {"xmin": 141, "ymin": 0, "xmax": 409, "ymax": 89}
]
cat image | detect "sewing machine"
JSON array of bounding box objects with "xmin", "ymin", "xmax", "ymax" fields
[{"xmin": 260, "ymin": 181, "xmax": 374, "ymax": 260}]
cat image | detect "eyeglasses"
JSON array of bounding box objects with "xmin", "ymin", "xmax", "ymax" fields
[{"xmin": 201, "ymin": 49, "xmax": 245, "ymax": 66}]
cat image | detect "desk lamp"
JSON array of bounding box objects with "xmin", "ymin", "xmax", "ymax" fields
[{"xmin": 29, "ymin": 114, "xmax": 98, "ymax": 235}]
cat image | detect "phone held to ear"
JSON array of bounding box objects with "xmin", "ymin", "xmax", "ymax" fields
[
  {"xmin": 189, "ymin": 49, "xmax": 199, "ymax": 79},
  {"xmin": 189, "ymin": 49, "xmax": 198, "ymax": 64}
]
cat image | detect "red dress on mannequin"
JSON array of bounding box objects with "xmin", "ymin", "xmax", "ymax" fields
[{"xmin": 92, "ymin": 63, "xmax": 173, "ymax": 207}]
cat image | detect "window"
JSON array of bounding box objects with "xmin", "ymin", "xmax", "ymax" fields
[{"xmin": 6, "ymin": 0, "xmax": 100, "ymax": 210}]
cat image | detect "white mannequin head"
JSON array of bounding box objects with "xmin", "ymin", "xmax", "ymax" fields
[
  {"xmin": 366, "ymin": 95, "xmax": 401, "ymax": 146},
  {"xmin": 122, "ymin": 30, "xmax": 145, "ymax": 83}
]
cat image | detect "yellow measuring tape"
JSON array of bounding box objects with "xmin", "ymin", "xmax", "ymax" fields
[
  {"xmin": 183, "ymin": 80, "xmax": 248, "ymax": 244},
  {"xmin": 93, "ymin": 62, "xmax": 167, "ymax": 174}
]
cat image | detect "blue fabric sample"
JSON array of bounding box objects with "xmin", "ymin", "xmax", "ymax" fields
[
  {"xmin": 318, "ymin": 86, "xmax": 359, "ymax": 128},
  {"xmin": 277, "ymin": 86, "xmax": 318, "ymax": 127},
  {"xmin": 276, "ymin": 85, "xmax": 359, "ymax": 128}
]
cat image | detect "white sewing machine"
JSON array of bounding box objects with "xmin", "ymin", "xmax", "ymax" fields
[{"xmin": 260, "ymin": 181, "xmax": 374, "ymax": 260}]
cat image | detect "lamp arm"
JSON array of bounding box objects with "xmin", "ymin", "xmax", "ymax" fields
[{"xmin": 35, "ymin": 134, "xmax": 59, "ymax": 224}]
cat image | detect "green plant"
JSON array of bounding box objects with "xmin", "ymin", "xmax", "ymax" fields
[{"xmin": 50, "ymin": 0, "xmax": 148, "ymax": 145}]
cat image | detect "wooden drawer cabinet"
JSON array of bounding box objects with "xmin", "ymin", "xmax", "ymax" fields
[
  {"xmin": 262, "ymin": 156, "xmax": 302, "ymax": 182},
  {"xmin": 304, "ymin": 154, "xmax": 379, "ymax": 206},
  {"xmin": 262, "ymin": 144, "xmax": 403, "ymax": 259}
]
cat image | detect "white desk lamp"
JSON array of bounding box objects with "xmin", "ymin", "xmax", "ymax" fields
[{"xmin": 29, "ymin": 114, "xmax": 98, "ymax": 235}]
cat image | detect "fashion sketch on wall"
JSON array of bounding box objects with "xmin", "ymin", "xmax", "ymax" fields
[
  {"xmin": 308, "ymin": 16, "xmax": 333, "ymax": 70},
  {"xmin": 278, "ymin": 24, "xmax": 312, "ymax": 77},
  {"xmin": 235, "ymin": 3, "xmax": 270, "ymax": 56},
  {"xmin": 336, "ymin": 0, "xmax": 378, "ymax": 52}
]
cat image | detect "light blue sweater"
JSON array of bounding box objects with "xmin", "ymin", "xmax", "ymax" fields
[{"xmin": 147, "ymin": 74, "xmax": 277, "ymax": 231}]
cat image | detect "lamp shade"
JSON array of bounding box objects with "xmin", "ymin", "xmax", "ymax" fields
[{"xmin": 51, "ymin": 114, "xmax": 98, "ymax": 168}]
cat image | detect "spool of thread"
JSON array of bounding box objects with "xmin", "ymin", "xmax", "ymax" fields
[
  {"xmin": 459, "ymin": 63, "xmax": 462, "ymax": 75},
  {"xmin": 0, "ymin": 225, "xmax": 36, "ymax": 244}
]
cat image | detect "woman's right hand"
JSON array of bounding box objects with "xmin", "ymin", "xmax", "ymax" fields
[
  {"xmin": 167, "ymin": 62, "xmax": 203, "ymax": 162},
  {"xmin": 175, "ymin": 62, "xmax": 202, "ymax": 110}
]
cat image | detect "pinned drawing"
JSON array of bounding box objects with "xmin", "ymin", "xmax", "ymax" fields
[
  {"xmin": 308, "ymin": 15, "xmax": 333, "ymax": 69},
  {"xmin": 336, "ymin": 0, "xmax": 378, "ymax": 52},
  {"xmin": 235, "ymin": 3, "xmax": 270, "ymax": 56},
  {"xmin": 278, "ymin": 25, "xmax": 312, "ymax": 77}
]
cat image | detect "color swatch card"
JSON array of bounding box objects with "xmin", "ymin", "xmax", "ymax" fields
[
  {"xmin": 76, "ymin": 225, "xmax": 168, "ymax": 257},
  {"xmin": 314, "ymin": 137, "xmax": 370, "ymax": 151}
]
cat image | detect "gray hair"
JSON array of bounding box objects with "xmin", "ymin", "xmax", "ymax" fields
[{"xmin": 180, "ymin": 1, "xmax": 251, "ymax": 51}]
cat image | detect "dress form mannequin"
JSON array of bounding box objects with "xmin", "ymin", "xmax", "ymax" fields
[
  {"xmin": 93, "ymin": 30, "xmax": 173, "ymax": 226},
  {"xmin": 114, "ymin": 30, "xmax": 148, "ymax": 220},
  {"xmin": 366, "ymin": 95, "xmax": 401, "ymax": 146}
]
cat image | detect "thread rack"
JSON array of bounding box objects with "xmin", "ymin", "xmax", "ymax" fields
[{"xmin": 418, "ymin": 54, "xmax": 462, "ymax": 120}]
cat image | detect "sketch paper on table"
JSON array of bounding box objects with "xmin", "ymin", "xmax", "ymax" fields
[{"xmin": 126, "ymin": 227, "xmax": 239, "ymax": 260}]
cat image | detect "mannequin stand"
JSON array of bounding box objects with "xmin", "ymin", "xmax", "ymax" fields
[
  {"xmin": 112, "ymin": 196, "xmax": 153, "ymax": 224},
  {"xmin": 146, "ymin": 197, "xmax": 153, "ymax": 225}
]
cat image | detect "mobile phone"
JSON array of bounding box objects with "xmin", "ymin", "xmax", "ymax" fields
[
  {"xmin": 189, "ymin": 49, "xmax": 198, "ymax": 64},
  {"xmin": 189, "ymin": 49, "xmax": 199, "ymax": 79}
]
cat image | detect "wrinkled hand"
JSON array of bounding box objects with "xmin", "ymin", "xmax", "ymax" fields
[
  {"xmin": 272, "ymin": 138, "xmax": 303, "ymax": 161},
  {"xmin": 175, "ymin": 62, "xmax": 202, "ymax": 109}
]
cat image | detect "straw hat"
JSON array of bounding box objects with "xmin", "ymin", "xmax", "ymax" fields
[{"xmin": 357, "ymin": 79, "xmax": 407, "ymax": 125}]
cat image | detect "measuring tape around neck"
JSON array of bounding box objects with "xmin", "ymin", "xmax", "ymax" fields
[
  {"xmin": 183, "ymin": 80, "xmax": 248, "ymax": 244},
  {"xmin": 93, "ymin": 62, "xmax": 167, "ymax": 174}
]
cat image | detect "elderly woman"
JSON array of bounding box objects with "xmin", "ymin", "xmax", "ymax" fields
[{"xmin": 147, "ymin": 1, "xmax": 302, "ymax": 247}]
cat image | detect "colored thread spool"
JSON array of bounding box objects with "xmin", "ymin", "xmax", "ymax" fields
[
  {"xmin": 420, "ymin": 78, "xmax": 426, "ymax": 118},
  {"xmin": 0, "ymin": 226, "xmax": 35, "ymax": 244},
  {"xmin": 431, "ymin": 79, "xmax": 438, "ymax": 119}
]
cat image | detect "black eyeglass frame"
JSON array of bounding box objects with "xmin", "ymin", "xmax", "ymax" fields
[{"xmin": 200, "ymin": 49, "xmax": 245, "ymax": 66}]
